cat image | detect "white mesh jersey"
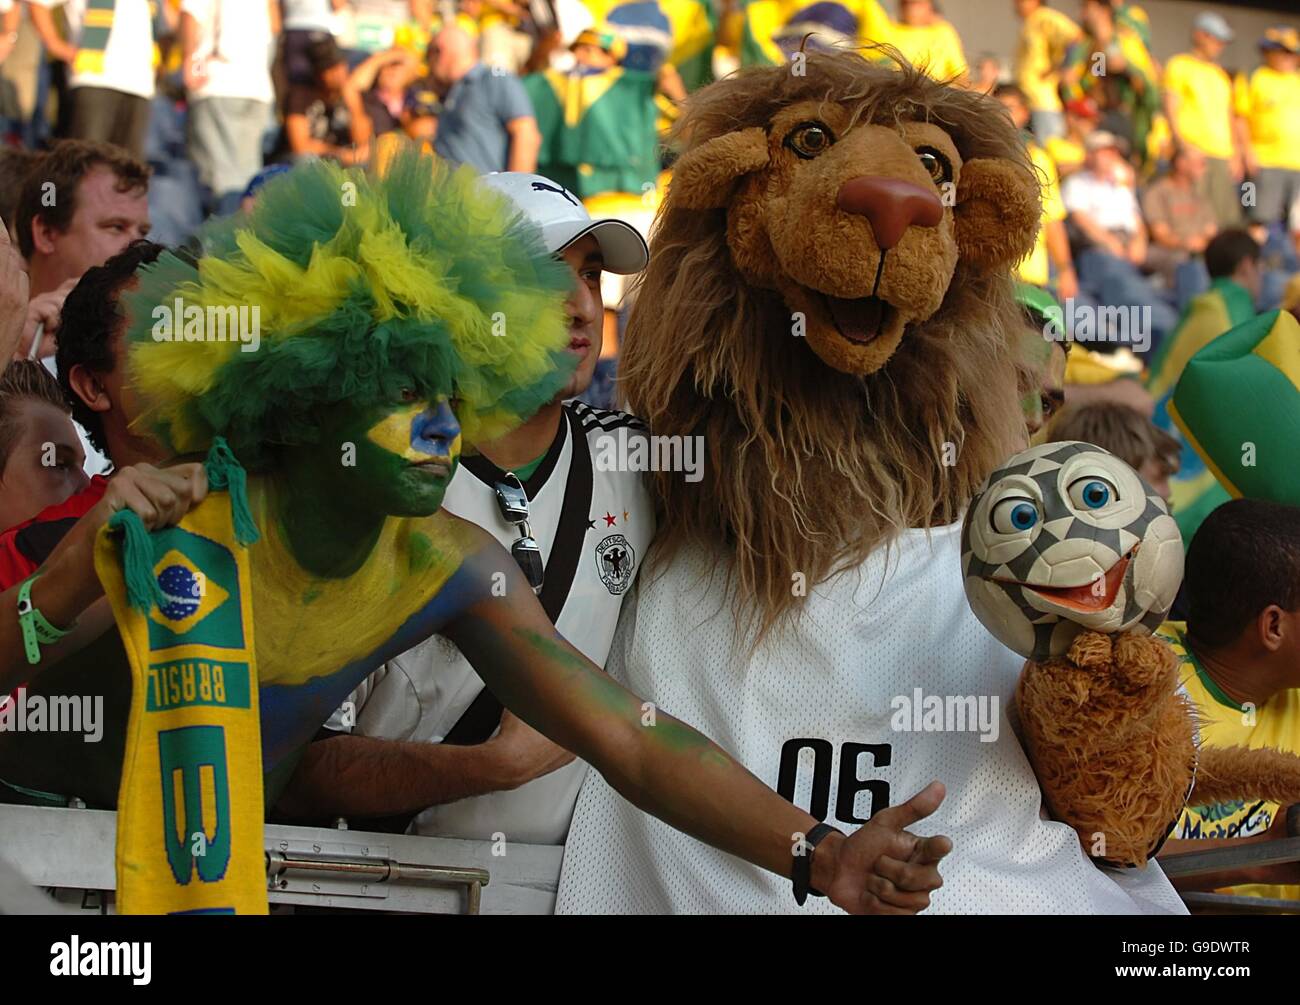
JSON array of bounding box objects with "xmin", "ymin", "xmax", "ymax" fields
[
  {"xmin": 557, "ymin": 523, "xmax": 1187, "ymax": 914},
  {"xmin": 342, "ymin": 402, "xmax": 655, "ymax": 845}
]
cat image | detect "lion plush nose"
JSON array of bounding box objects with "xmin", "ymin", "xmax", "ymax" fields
[{"xmin": 836, "ymin": 176, "xmax": 944, "ymax": 250}]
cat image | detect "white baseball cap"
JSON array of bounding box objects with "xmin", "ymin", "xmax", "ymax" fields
[
  {"xmin": 480, "ymin": 172, "xmax": 649, "ymax": 275},
  {"xmin": 1193, "ymin": 11, "xmax": 1234, "ymax": 43}
]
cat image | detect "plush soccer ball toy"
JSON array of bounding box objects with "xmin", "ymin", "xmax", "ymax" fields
[
  {"xmin": 962, "ymin": 440, "xmax": 1300, "ymax": 868},
  {"xmin": 961, "ymin": 441, "xmax": 1184, "ymax": 661}
]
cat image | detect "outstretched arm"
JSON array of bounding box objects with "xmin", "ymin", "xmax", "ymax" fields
[
  {"xmin": 442, "ymin": 533, "xmax": 952, "ymax": 913},
  {"xmin": 276, "ymin": 710, "xmax": 573, "ymax": 820}
]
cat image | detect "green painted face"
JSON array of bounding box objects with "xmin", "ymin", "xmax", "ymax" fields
[
  {"xmin": 309, "ymin": 389, "xmax": 463, "ymax": 519},
  {"xmin": 1019, "ymin": 326, "xmax": 1066, "ymax": 438}
]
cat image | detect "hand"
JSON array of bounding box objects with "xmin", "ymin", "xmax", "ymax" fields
[
  {"xmin": 1056, "ymin": 265, "xmax": 1079, "ymax": 301},
  {"xmin": 1108, "ymin": 630, "xmax": 1178, "ymax": 694},
  {"xmin": 489, "ymin": 709, "xmax": 576, "ymax": 788},
  {"xmin": 818, "ymin": 780, "xmax": 951, "ymax": 914},
  {"xmin": 0, "ymin": 223, "xmax": 29, "ymax": 361},
  {"xmin": 93, "ymin": 463, "xmax": 210, "ymax": 533},
  {"xmin": 183, "ymin": 54, "xmax": 209, "ymax": 93},
  {"xmin": 18, "ymin": 278, "xmax": 76, "ymax": 360},
  {"xmin": 50, "ymin": 40, "xmax": 78, "ymax": 64},
  {"xmin": 0, "ymin": 35, "xmax": 16, "ymax": 65}
]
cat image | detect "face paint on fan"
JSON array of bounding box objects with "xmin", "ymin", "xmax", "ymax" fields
[
  {"xmin": 366, "ymin": 398, "xmax": 463, "ymax": 465},
  {"xmin": 511, "ymin": 625, "xmax": 735, "ymax": 770}
]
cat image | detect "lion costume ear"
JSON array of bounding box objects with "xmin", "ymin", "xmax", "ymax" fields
[
  {"xmin": 953, "ymin": 158, "xmax": 1041, "ymax": 272},
  {"xmin": 669, "ymin": 127, "xmax": 770, "ymax": 210}
]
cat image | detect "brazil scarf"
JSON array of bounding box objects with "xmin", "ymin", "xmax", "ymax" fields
[{"xmin": 95, "ymin": 441, "xmax": 265, "ymax": 915}]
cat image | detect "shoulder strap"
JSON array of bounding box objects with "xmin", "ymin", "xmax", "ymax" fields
[{"xmin": 442, "ymin": 407, "xmax": 594, "ymax": 745}]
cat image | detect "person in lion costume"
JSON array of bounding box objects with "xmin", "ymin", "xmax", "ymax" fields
[{"xmin": 553, "ymin": 50, "xmax": 1195, "ymax": 914}]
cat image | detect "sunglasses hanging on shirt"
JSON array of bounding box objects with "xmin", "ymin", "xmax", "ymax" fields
[{"xmin": 494, "ymin": 473, "xmax": 544, "ymax": 592}]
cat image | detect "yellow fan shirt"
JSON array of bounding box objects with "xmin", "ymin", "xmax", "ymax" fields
[
  {"xmin": 1159, "ymin": 622, "xmax": 1300, "ymax": 904},
  {"xmin": 1164, "ymin": 53, "xmax": 1234, "ymax": 161},
  {"xmin": 1235, "ymin": 66, "xmax": 1300, "ymax": 171},
  {"xmin": 1045, "ymin": 134, "xmax": 1085, "ymax": 177},
  {"xmin": 887, "ymin": 19, "xmax": 966, "ymax": 82},
  {"xmin": 1017, "ymin": 140, "xmax": 1065, "ymax": 287},
  {"xmin": 1015, "ymin": 5, "xmax": 1080, "ymax": 113}
]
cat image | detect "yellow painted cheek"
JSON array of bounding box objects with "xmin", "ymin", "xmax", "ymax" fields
[
  {"xmin": 365, "ymin": 404, "xmax": 426, "ymax": 462},
  {"xmin": 448, "ymin": 432, "xmax": 462, "ymax": 465}
]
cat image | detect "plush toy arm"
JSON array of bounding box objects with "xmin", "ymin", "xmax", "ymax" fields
[
  {"xmin": 1017, "ymin": 630, "xmax": 1196, "ymax": 867},
  {"xmin": 1192, "ymin": 745, "xmax": 1300, "ymax": 810}
]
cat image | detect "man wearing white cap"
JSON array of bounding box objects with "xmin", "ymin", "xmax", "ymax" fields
[
  {"xmin": 278, "ymin": 175, "xmax": 658, "ymax": 858},
  {"xmin": 1162, "ymin": 10, "xmax": 1243, "ymax": 228}
]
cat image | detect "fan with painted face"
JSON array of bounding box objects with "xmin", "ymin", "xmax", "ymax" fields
[{"xmin": 961, "ymin": 441, "xmax": 1184, "ymax": 661}]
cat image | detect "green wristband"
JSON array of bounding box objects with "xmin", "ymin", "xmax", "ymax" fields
[{"xmin": 17, "ymin": 574, "xmax": 75, "ymax": 666}]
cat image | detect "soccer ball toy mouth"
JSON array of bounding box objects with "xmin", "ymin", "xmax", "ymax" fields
[
  {"xmin": 999, "ymin": 548, "xmax": 1133, "ymax": 615},
  {"xmin": 961, "ymin": 443, "xmax": 1184, "ymax": 661}
]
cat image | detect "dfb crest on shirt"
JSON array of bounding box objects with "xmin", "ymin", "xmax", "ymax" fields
[{"xmin": 595, "ymin": 534, "xmax": 636, "ymax": 595}]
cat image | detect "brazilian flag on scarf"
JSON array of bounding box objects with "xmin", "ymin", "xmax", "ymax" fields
[
  {"xmin": 1170, "ymin": 310, "xmax": 1300, "ymax": 511},
  {"xmin": 524, "ymin": 67, "xmax": 659, "ymax": 201},
  {"xmin": 738, "ymin": 0, "xmax": 891, "ymax": 67},
  {"xmin": 1148, "ymin": 278, "xmax": 1256, "ymax": 546},
  {"xmin": 94, "ymin": 443, "xmax": 266, "ymax": 915}
]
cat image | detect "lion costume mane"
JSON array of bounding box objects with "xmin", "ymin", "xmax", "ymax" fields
[
  {"xmin": 555, "ymin": 51, "xmax": 1195, "ymax": 914},
  {"xmin": 620, "ymin": 51, "xmax": 1038, "ymax": 637}
]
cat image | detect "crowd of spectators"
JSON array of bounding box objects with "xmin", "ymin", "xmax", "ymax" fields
[{"xmin": 0, "ymin": 1, "xmax": 1297, "ymax": 368}]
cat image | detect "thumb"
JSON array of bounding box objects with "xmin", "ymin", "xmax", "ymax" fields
[{"xmin": 872, "ymin": 780, "xmax": 946, "ymax": 831}]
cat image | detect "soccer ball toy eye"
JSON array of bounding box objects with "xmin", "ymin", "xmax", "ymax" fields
[
  {"xmin": 991, "ymin": 497, "xmax": 1039, "ymax": 533},
  {"xmin": 960, "ymin": 442, "xmax": 1184, "ymax": 661},
  {"xmin": 1068, "ymin": 476, "xmax": 1116, "ymax": 510}
]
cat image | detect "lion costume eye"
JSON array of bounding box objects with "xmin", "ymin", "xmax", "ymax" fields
[
  {"xmin": 1067, "ymin": 476, "xmax": 1119, "ymax": 511},
  {"xmin": 915, "ymin": 146, "xmax": 953, "ymax": 186},
  {"xmin": 991, "ymin": 496, "xmax": 1040, "ymax": 534},
  {"xmin": 784, "ymin": 121, "xmax": 836, "ymax": 159}
]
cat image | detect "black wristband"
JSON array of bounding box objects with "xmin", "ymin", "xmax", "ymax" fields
[{"xmin": 792, "ymin": 822, "xmax": 839, "ymax": 906}]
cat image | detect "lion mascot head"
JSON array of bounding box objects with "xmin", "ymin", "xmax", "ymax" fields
[{"xmin": 620, "ymin": 49, "xmax": 1043, "ymax": 636}]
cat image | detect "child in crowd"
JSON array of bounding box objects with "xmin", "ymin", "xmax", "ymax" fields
[
  {"xmin": 1047, "ymin": 400, "xmax": 1179, "ymax": 502},
  {"xmin": 0, "ymin": 362, "xmax": 88, "ymax": 536}
]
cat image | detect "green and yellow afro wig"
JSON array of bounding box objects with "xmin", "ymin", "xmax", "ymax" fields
[{"xmin": 121, "ymin": 144, "xmax": 574, "ymax": 470}]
